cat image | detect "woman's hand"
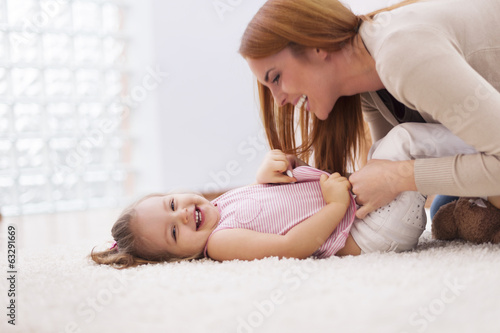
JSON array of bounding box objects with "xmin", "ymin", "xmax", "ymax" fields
[
  {"xmin": 256, "ymin": 149, "xmax": 299, "ymax": 184},
  {"xmin": 349, "ymin": 159, "xmax": 417, "ymax": 219},
  {"xmin": 319, "ymin": 173, "xmax": 351, "ymax": 209}
]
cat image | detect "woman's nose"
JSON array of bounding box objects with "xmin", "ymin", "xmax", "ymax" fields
[{"xmin": 270, "ymin": 87, "xmax": 287, "ymax": 107}]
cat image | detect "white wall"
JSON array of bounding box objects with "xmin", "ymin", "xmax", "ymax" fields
[
  {"xmin": 127, "ymin": 0, "xmax": 390, "ymax": 197},
  {"xmin": 127, "ymin": 0, "xmax": 268, "ymax": 196}
]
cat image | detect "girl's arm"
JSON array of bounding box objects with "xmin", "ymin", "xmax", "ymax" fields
[
  {"xmin": 256, "ymin": 149, "xmax": 307, "ymax": 184},
  {"xmin": 206, "ymin": 173, "xmax": 351, "ymax": 261}
]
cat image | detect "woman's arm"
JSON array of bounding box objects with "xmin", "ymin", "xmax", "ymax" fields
[
  {"xmin": 379, "ymin": 28, "xmax": 500, "ymax": 197},
  {"xmin": 206, "ymin": 173, "xmax": 351, "ymax": 261},
  {"xmin": 352, "ymin": 27, "xmax": 500, "ymax": 217}
]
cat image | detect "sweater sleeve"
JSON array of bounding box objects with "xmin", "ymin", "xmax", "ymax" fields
[{"xmin": 374, "ymin": 27, "xmax": 500, "ymax": 196}]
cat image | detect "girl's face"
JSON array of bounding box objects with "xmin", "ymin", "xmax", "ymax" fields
[
  {"xmin": 246, "ymin": 47, "xmax": 340, "ymax": 120},
  {"xmin": 133, "ymin": 193, "xmax": 220, "ymax": 258}
]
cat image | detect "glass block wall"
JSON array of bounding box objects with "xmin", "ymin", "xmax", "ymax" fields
[{"xmin": 0, "ymin": 0, "xmax": 132, "ymax": 216}]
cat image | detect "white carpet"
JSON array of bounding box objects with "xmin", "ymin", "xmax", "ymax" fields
[{"xmin": 1, "ymin": 228, "xmax": 500, "ymax": 333}]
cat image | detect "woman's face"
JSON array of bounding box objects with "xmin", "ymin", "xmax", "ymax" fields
[{"xmin": 246, "ymin": 47, "xmax": 340, "ymax": 120}]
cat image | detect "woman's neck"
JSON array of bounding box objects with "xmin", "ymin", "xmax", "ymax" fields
[{"xmin": 337, "ymin": 34, "xmax": 385, "ymax": 95}]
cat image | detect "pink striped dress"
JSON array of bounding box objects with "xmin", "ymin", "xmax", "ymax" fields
[{"xmin": 204, "ymin": 166, "xmax": 357, "ymax": 259}]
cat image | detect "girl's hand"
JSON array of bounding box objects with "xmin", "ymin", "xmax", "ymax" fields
[
  {"xmin": 256, "ymin": 149, "xmax": 298, "ymax": 184},
  {"xmin": 319, "ymin": 173, "xmax": 352, "ymax": 208}
]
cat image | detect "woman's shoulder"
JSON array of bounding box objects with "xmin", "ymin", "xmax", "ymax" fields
[{"xmin": 360, "ymin": 0, "xmax": 498, "ymax": 59}]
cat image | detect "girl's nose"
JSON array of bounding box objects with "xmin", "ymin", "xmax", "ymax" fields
[{"xmin": 179, "ymin": 208, "xmax": 189, "ymax": 225}]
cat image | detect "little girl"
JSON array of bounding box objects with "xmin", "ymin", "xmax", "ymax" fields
[{"xmin": 91, "ymin": 123, "xmax": 475, "ymax": 268}]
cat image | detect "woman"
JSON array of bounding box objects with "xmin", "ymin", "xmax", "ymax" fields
[{"xmin": 239, "ymin": 0, "xmax": 500, "ymax": 220}]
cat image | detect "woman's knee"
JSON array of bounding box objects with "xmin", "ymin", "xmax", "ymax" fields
[{"xmin": 369, "ymin": 124, "xmax": 415, "ymax": 161}]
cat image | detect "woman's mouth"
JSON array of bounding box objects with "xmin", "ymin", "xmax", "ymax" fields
[
  {"xmin": 292, "ymin": 95, "xmax": 302, "ymax": 106},
  {"xmin": 296, "ymin": 94, "xmax": 310, "ymax": 111}
]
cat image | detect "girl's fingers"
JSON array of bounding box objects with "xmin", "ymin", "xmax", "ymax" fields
[
  {"xmin": 324, "ymin": 173, "xmax": 351, "ymax": 190},
  {"xmin": 272, "ymin": 159, "xmax": 288, "ymax": 173},
  {"xmin": 330, "ymin": 173, "xmax": 349, "ymax": 183},
  {"xmin": 278, "ymin": 174, "xmax": 296, "ymax": 183}
]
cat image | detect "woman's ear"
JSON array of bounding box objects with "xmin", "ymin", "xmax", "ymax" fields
[
  {"xmin": 306, "ymin": 47, "xmax": 328, "ymax": 62},
  {"xmin": 315, "ymin": 48, "xmax": 329, "ymax": 61}
]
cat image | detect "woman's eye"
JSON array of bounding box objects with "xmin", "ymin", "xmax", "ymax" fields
[
  {"xmin": 172, "ymin": 226, "xmax": 177, "ymax": 241},
  {"xmin": 170, "ymin": 199, "xmax": 175, "ymax": 211},
  {"xmin": 272, "ymin": 74, "xmax": 280, "ymax": 85}
]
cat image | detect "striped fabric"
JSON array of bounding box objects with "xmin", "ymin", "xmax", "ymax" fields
[{"xmin": 204, "ymin": 166, "xmax": 356, "ymax": 259}]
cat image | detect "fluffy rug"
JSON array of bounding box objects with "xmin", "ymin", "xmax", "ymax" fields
[{"xmin": 1, "ymin": 218, "xmax": 499, "ymax": 333}]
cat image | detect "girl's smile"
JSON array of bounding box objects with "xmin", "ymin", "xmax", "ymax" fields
[{"xmin": 133, "ymin": 193, "xmax": 220, "ymax": 258}]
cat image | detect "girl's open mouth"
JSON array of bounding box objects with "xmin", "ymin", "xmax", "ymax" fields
[{"xmin": 195, "ymin": 207, "xmax": 203, "ymax": 230}]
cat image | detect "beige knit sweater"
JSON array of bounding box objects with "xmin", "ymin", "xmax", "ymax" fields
[{"xmin": 359, "ymin": 0, "xmax": 500, "ymax": 196}]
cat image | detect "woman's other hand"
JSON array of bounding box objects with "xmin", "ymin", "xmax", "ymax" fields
[{"xmin": 350, "ymin": 159, "xmax": 417, "ymax": 219}]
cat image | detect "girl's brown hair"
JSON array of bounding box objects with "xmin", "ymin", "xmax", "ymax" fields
[
  {"xmin": 239, "ymin": 0, "xmax": 419, "ymax": 175},
  {"xmin": 90, "ymin": 193, "xmax": 204, "ymax": 269}
]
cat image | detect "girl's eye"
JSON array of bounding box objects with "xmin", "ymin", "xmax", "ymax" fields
[
  {"xmin": 172, "ymin": 226, "xmax": 177, "ymax": 241},
  {"xmin": 272, "ymin": 74, "xmax": 280, "ymax": 85},
  {"xmin": 170, "ymin": 199, "xmax": 175, "ymax": 211}
]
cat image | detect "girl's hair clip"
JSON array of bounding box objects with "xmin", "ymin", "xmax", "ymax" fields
[{"xmin": 110, "ymin": 241, "xmax": 118, "ymax": 250}]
